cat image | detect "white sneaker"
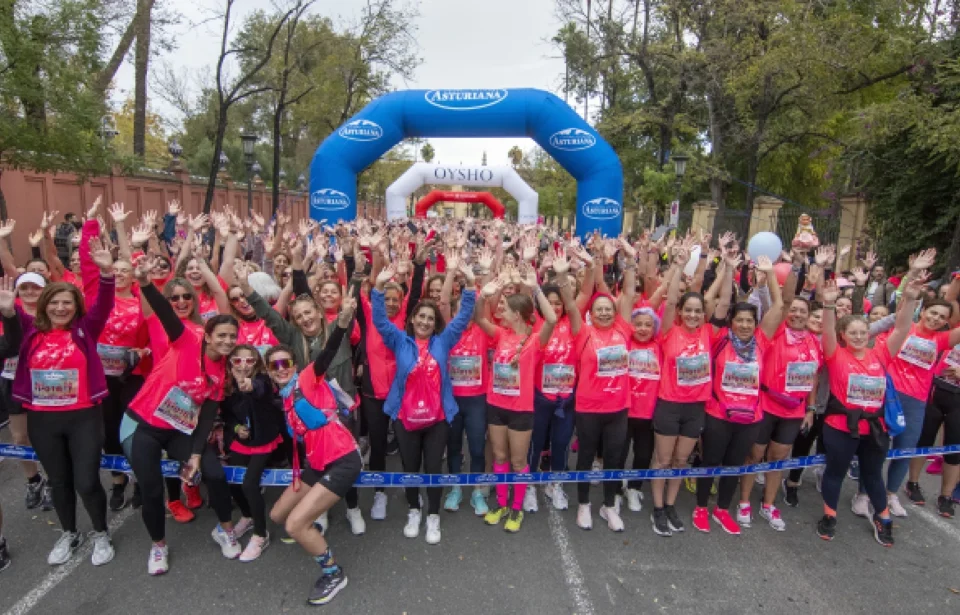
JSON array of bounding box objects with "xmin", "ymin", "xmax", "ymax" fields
[
  {"xmin": 148, "ymin": 543, "xmax": 169, "ymax": 576},
  {"xmin": 599, "ymin": 505, "xmax": 625, "ymax": 532},
  {"xmin": 233, "ymin": 517, "xmax": 254, "ymax": 539},
  {"xmin": 47, "ymin": 531, "xmax": 83, "ymax": 566},
  {"xmin": 316, "ymin": 511, "xmax": 329, "ymax": 534},
  {"xmin": 759, "ymin": 505, "xmax": 786, "ymax": 531},
  {"xmin": 887, "ymin": 493, "xmax": 908, "ymax": 517},
  {"xmin": 211, "ymin": 525, "xmax": 241, "ymax": 559},
  {"xmin": 370, "ymin": 491, "xmax": 388, "ymax": 520},
  {"xmin": 239, "ymin": 533, "xmax": 269, "ymax": 563},
  {"xmin": 545, "ymin": 482, "xmax": 569, "ymax": 510},
  {"xmin": 90, "ymin": 531, "xmax": 115, "ymax": 566},
  {"xmin": 591, "ymin": 459, "xmax": 602, "ymax": 485},
  {"xmin": 736, "ymin": 502, "xmax": 752, "ymax": 527},
  {"xmin": 346, "ymin": 507, "xmax": 366, "ymax": 535},
  {"xmin": 425, "ymin": 514, "xmax": 441, "ymax": 545},
  {"xmin": 523, "ymin": 485, "xmax": 538, "ymax": 513},
  {"xmin": 626, "ymin": 488, "xmax": 643, "ymax": 512},
  {"xmin": 577, "ymin": 504, "xmax": 593, "ymax": 530},
  {"xmin": 851, "ymin": 493, "xmax": 872, "ymax": 518},
  {"xmin": 403, "ymin": 509, "xmax": 421, "ymax": 538},
  {"xmin": 613, "ymin": 494, "xmax": 623, "ymax": 515}
]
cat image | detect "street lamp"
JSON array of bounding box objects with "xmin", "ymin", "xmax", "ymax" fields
[
  {"xmin": 670, "ymin": 153, "xmax": 689, "ymax": 227},
  {"xmin": 98, "ymin": 115, "xmax": 118, "ymax": 145},
  {"xmin": 240, "ymin": 131, "xmax": 257, "ymax": 214}
]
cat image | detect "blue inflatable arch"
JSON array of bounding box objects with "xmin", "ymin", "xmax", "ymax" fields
[{"xmin": 309, "ymin": 88, "xmax": 624, "ymax": 237}]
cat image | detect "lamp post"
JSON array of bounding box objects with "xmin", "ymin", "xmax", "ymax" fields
[
  {"xmin": 670, "ymin": 153, "xmax": 688, "ymax": 228},
  {"xmin": 240, "ymin": 131, "xmax": 257, "ymax": 214},
  {"xmin": 98, "ymin": 115, "xmax": 118, "ymax": 145},
  {"xmin": 557, "ymin": 190, "xmax": 564, "ymax": 229}
]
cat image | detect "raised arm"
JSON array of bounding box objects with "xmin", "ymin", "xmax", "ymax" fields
[
  {"xmin": 820, "ymin": 280, "xmax": 839, "ymax": 359},
  {"xmin": 661, "ymin": 247, "xmax": 690, "ymax": 336},
  {"xmin": 887, "ymin": 277, "xmax": 924, "ymax": 356},
  {"xmin": 313, "ymin": 290, "xmax": 356, "ymax": 377},
  {"xmin": 553, "ymin": 249, "xmax": 583, "ymax": 335},
  {"xmin": 371, "ymin": 272, "xmax": 407, "ymax": 353},
  {"xmin": 135, "ymin": 256, "xmax": 185, "ymax": 343},
  {"xmin": 439, "ymin": 265, "xmax": 478, "ymax": 349},
  {"xmin": 713, "ymin": 253, "xmax": 739, "ymax": 329},
  {"xmin": 194, "ymin": 246, "xmax": 229, "ymax": 315},
  {"xmin": 475, "ymin": 278, "xmax": 505, "ymax": 337},
  {"xmin": 0, "ymin": 220, "xmax": 20, "ymax": 278},
  {"xmin": 757, "ymin": 255, "xmax": 784, "ymax": 338},
  {"xmin": 108, "ymin": 203, "xmax": 134, "ymax": 263}
]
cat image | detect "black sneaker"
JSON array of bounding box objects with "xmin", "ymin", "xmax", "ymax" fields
[
  {"xmin": 664, "ymin": 505, "xmax": 685, "ymax": 533},
  {"xmin": 0, "ymin": 537, "xmax": 10, "ymax": 573},
  {"xmin": 651, "ymin": 508, "xmax": 673, "ymax": 537},
  {"xmin": 40, "ymin": 483, "xmax": 54, "ymax": 511},
  {"xmin": 872, "ymin": 514, "xmax": 894, "ymax": 547},
  {"xmin": 816, "ymin": 514, "xmax": 837, "ymax": 541},
  {"xmin": 937, "ymin": 495, "xmax": 955, "ymax": 519},
  {"xmin": 131, "ymin": 482, "xmax": 142, "ymax": 509},
  {"xmin": 782, "ymin": 480, "xmax": 799, "ymax": 507},
  {"xmin": 307, "ymin": 569, "xmax": 348, "ymax": 605},
  {"xmin": 25, "ymin": 476, "xmax": 45, "ymax": 509},
  {"xmin": 904, "ymin": 481, "xmax": 925, "ymax": 506},
  {"xmin": 109, "ymin": 478, "xmax": 129, "ymax": 511}
]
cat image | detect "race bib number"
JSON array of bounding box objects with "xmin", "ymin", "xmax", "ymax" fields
[
  {"xmin": 897, "ymin": 335, "xmax": 937, "ymax": 369},
  {"xmin": 492, "ymin": 362, "xmax": 521, "ymax": 397},
  {"xmin": 2, "ymin": 356, "xmax": 17, "ymax": 380},
  {"xmin": 449, "ymin": 355, "xmax": 482, "ymax": 388},
  {"xmin": 30, "ymin": 369, "xmax": 79, "ymax": 407},
  {"xmin": 946, "ymin": 346, "xmax": 960, "ymax": 368},
  {"xmin": 846, "ymin": 374, "xmax": 885, "ymax": 409},
  {"xmin": 676, "ymin": 354, "xmax": 710, "ymax": 387},
  {"xmin": 720, "ymin": 362, "xmax": 760, "ymax": 396},
  {"xmin": 785, "ymin": 361, "xmax": 818, "ymax": 393},
  {"xmin": 97, "ymin": 343, "xmax": 130, "ymax": 377},
  {"xmin": 596, "ymin": 345, "xmax": 628, "ymax": 377},
  {"xmin": 155, "ymin": 386, "xmax": 200, "ymax": 434},
  {"xmin": 542, "ymin": 363, "xmax": 575, "ymax": 395},
  {"xmin": 629, "ymin": 349, "xmax": 660, "ymax": 381}
]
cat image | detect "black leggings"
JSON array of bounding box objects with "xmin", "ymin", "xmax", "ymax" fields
[
  {"xmin": 788, "ymin": 413, "xmax": 825, "ymax": 483},
  {"xmin": 27, "ymin": 406, "xmax": 107, "ymax": 533},
  {"xmin": 697, "ymin": 414, "xmax": 762, "ymax": 510},
  {"xmin": 361, "ymin": 396, "xmax": 389, "ymax": 493},
  {"xmin": 821, "ymin": 425, "xmax": 888, "ymax": 515},
  {"xmin": 575, "ymin": 410, "xmax": 628, "ymax": 507},
  {"xmin": 122, "ymin": 414, "xmax": 233, "ymax": 542},
  {"xmin": 104, "ymin": 375, "xmax": 144, "ymax": 477},
  {"xmin": 918, "ymin": 387, "xmax": 960, "ymax": 465},
  {"xmin": 618, "ymin": 418, "xmax": 654, "ymax": 491},
  {"xmin": 395, "ymin": 419, "xmax": 449, "ymax": 515},
  {"xmin": 229, "ymin": 450, "xmax": 272, "ymax": 537}
]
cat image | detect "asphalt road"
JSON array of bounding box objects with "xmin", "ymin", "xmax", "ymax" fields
[{"xmin": 2, "ymin": 443, "xmax": 960, "ymax": 615}]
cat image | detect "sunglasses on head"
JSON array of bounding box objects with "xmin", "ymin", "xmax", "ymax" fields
[
  {"xmin": 230, "ymin": 356, "xmax": 258, "ymax": 367},
  {"xmin": 268, "ymin": 358, "xmax": 295, "ymax": 371},
  {"xmin": 169, "ymin": 293, "xmax": 193, "ymax": 302}
]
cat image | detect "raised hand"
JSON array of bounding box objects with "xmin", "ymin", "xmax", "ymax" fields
[
  {"xmin": 481, "ymin": 278, "xmax": 503, "ymax": 298},
  {"xmin": 903, "ymin": 276, "xmax": 928, "ymax": 300},
  {"xmin": 477, "ymin": 247, "xmax": 494, "ymax": 271},
  {"xmin": 862, "ymin": 250, "xmax": 877, "ymax": 270},
  {"xmin": 339, "ymin": 287, "xmax": 358, "ymax": 327},
  {"xmin": 552, "ymin": 246, "xmax": 571, "ymax": 274},
  {"xmin": 0, "ymin": 277, "xmax": 16, "ymax": 315},
  {"xmin": 459, "ymin": 260, "xmax": 476, "ymax": 284},
  {"xmin": 618, "ymin": 236, "xmax": 637, "ymax": 259},
  {"xmin": 109, "ymin": 202, "xmax": 131, "ymax": 223},
  {"xmin": 909, "ymin": 248, "xmax": 937, "ymax": 272},
  {"xmin": 168, "ymin": 200, "xmax": 181, "ymax": 217},
  {"xmin": 0, "ymin": 220, "xmax": 15, "ymax": 238},
  {"xmin": 28, "ymin": 230, "xmax": 43, "ymax": 247},
  {"xmin": 851, "ymin": 267, "xmax": 869, "ymax": 286},
  {"xmin": 376, "ymin": 263, "xmax": 396, "ymax": 287},
  {"xmin": 86, "ymin": 195, "xmax": 102, "ymax": 221},
  {"xmin": 188, "ymin": 214, "xmax": 209, "ymax": 232},
  {"xmin": 40, "ymin": 210, "xmax": 58, "ymax": 230},
  {"xmin": 821, "ymin": 279, "xmax": 839, "ymax": 304},
  {"xmin": 814, "ymin": 245, "xmax": 831, "ymax": 267},
  {"xmin": 89, "ymin": 238, "xmax": 114, "ymax": 272},
  {"xmin": 755, "ymin": 255, "xmax": 774, "ymax": 272}
]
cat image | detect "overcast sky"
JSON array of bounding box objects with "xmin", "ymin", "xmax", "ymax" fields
[{"xmin": 113, "ymin": 0, "xmax": 570, "ymax": 168}]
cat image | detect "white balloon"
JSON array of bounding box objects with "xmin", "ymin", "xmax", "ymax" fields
[
  {"xmin": 747, "ymin": 232, "xmax": 783, "ymax": 263},
  {"xmin": 683, "ymin": 245, "xmax": 701, "ymax": 276}
]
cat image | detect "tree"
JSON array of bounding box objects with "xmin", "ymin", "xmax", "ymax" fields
[
  {"xmin": 507, "ymin": 145, "xmax": 523, "ymax": 167},
  {"xmin": 420, "ymin": 141, "xmax": 434, "ymax": 163},
  {"xmin": 132, "ymin": 0, "xmax": 153, "ymax": 157},
  {"xmin": 112, "ymin": 97, "xmax": 168, "ymax": 168}
]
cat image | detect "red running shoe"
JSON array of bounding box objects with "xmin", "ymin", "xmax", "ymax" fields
[
  {"xmin": 168, "ymin": 500, "xmax": 195, "ymax": 523},
  {"xmin": 184, "ymin": 484, "xmax": 203, "ymax": 510},
  {"xmin": 711, "ymin": 508, "xmax": 742, "ymax": 536},
  {"xmin": 692, "ymin": 506, "xmax": 710, "ymax": 533}
]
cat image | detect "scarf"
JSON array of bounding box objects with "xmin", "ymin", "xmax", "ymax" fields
[{"xmin": 728, "ymin": 329, "xmax": 757, "ymax": 364}]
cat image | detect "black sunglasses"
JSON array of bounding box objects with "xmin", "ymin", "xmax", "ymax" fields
[{"xmin": 169, "ymin": 293, "xmax": 193, "ymax": 302}]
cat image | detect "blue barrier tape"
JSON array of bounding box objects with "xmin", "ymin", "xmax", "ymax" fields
[{"xmin": 2, "ymin": 444, "xmax": 959, "ymax": 487}]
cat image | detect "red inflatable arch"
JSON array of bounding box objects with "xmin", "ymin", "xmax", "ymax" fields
[{"xmin": 414, "ymin": 190, "xmax": 505, "ymax": 219}]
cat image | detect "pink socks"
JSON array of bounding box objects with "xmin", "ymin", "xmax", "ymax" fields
[
  {"xmin": 512, "ymin": 466, "xmax": 530, "ymax": 511},
  {"xmin": 494, "ymin": 462, "xmax": 510, "ymax": 507}
]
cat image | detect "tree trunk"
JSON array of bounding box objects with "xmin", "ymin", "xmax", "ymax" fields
[
  {"xmin": 272, "ymin": 102, "xmax": 284, "ymax": 215},
  {"xmin": 203, "ymin": 107, "xmax": 229, "ymax": 213},
  {"xmin": 133, "ymin": 0, "xmax": 153, "ymax": 158},
  {"xmin": 95, "ymin": 0, "xmax": 155, "ymax": 94},
  {"xmin": 945, "ymin": 189, "xmax": 960, "ymax": 279}
]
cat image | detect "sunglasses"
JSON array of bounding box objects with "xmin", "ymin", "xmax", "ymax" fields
[
  {"xmin": 169, "ymin": 293, "xmax": 193, "ymax": 302},
  {"xmin": 230, "ymin": 356, "xmax": 258, "ymax": 367},
  {"xmin": 229, "ymin": 295, "xmax": 244, "ymax": 303},
  {"xmin": 268, "ymin": 358, "xmax": 295, "ymax": 371},
  {"xmin": 154, "ymin": 261, "xmax": 171, "ymax": 270}
]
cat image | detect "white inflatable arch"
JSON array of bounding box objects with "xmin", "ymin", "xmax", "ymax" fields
[{"xmin": 385, "ymin": 163, "xmax": 539, "ymax": 223}]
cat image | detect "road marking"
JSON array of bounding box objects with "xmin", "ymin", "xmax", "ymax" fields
[
  {"xmin": 3, "ymin": 507, "xmax": 135, "ymax": 615},
  {"xmin": 547, "ymin": 507, "xmax": 595, "ymax": 615},
  {"xmin": 911, "ymin": 505, "xmax": 960, "ymax": 544}
]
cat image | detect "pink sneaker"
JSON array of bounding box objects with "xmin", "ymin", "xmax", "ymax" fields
[
  {"xmin": 692, "ymin": 506, "xmax": 710, "ymax": 533},
  {"xmin": 239, "ymin": 533, "xmax": 269, "ymax": 563},
  {"xmin": 571, "ymin": 439, "xmax": 579, "ymax": 453},
  {"xmin": 927, "ymin": 457, "xmax": 943, "ymax": 475},
  {"xmin": 711, "ymin": 508, "xmax": 741, "ymax": 535}
]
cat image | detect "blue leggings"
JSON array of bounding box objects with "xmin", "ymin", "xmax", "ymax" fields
[
  {"xmin": 528, "ymin": 389, "xmax": 576, "ymax": 472},
  {"xmin": 885, "ymin": 390, "xmax": 927, "ymax": 493},
  {"xmin": 448, "ymin": 395, "xmax": 487, "ymax": 474}
]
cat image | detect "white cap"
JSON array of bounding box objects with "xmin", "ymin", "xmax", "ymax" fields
[{"xmin": 15, "ymin": 272, "xmax": 46, "ymax": 289}]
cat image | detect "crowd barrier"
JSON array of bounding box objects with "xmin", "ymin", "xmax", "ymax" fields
[{"xmin": 1, "ymin": 444, "xmax": 959, "ymax": 488}]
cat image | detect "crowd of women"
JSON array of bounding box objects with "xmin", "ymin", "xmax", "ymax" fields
[{"xmin": 0, "ymin": 198, "xmax": 958, "ymax": 606}]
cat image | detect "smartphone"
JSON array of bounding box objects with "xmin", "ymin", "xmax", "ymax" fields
[
  {"xmin": 406, "ymin": 221, "xmax": 418, "ymax": 234},
  {"xmin": 179, "ymin": 463, "xmax": 202, "ymax": 487}
]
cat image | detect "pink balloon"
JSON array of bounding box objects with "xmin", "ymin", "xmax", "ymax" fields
[{"xmin": 773, "ymin": 262, "xmax": 792, "ymax": 285}]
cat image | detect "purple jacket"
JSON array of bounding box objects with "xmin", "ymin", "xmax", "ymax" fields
[{"xmin": 12, "ymin": 275, "xmax": 116, "ymax": 406}]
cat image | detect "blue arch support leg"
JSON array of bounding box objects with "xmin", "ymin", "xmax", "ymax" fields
[{"xmin": 309, "ymin": 89, "xmax": 624, "ymax": 237}]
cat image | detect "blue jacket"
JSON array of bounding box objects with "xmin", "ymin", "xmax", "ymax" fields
[{"xmin": 371, "ymin": 288, "xmax": 476, "ymax": 423}]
